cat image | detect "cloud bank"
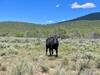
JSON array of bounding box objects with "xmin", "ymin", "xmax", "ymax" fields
[{"xmin": 71, "ymin": 2, "xmax": 96, "ymax": 9}]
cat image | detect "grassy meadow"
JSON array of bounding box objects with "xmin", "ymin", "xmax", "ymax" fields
[
  {"xmin": 0, "ymin": 20, "xmax": 100, "ymax": 38},
  {"xmin": 0, "ymin": 37, "xmax": 99, "ymax": 75}
]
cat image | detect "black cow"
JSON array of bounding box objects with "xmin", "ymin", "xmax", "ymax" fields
[{"xmin": 46, "ymin": 35, "xmax": 59, "ymax": 57}]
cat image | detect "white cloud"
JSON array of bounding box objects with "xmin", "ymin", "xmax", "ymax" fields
[
  {"xmin": 71, "ymin": 2, "xmax": 96, "ymax": 9},
  {"xmin": 47, "ymin": 20, "xmax": 53, "ymax": 23},
  {"xmin": 56, "ymin": 4, "xmax": 60, "ymax": 7},
  {"xmin": 62, "ymin": 19, "xmax": 66, "ymax": 21}
]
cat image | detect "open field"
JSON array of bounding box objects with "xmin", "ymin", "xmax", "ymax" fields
[{"xmin": 0, "ymin": 37, "xmax": 99, "ymax": 75}]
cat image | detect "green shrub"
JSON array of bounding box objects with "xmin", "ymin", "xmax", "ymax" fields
[{"xmin": 15, "ymin": 32, "xmax": 24, "ymax": 37}]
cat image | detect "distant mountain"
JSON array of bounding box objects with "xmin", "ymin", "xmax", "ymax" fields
[
  {"xmin": 50, "ymin": 12, "xmax": 100, "ymax": 25},
  {"xmin": 72, "ymin": 12, "xmax": 100, "ymax": 21}
]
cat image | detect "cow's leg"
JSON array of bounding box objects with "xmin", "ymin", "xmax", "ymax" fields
[
  {"xmin": 56, "ymin": 48, "xmax": 58, "ymax": 57},
  {"xmin": 46, "ymin": 47, "xmax": 48, "ymax": 56},
  {"xmin": 52, "ymin": 49, "xmax": 54, "ymax": 55},
  {"xmin": 49, "ymin": 48, "xmax": 52, "ymax": 56}
]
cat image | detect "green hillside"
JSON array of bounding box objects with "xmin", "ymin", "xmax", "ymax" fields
[{"xmin": 0, "ymin": 12, "xmax": 100, "ymax": 38}]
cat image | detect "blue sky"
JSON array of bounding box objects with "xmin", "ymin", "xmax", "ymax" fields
[{"xmin": 0, "ymin": 0, "xmax": 100, "ymax": 24}]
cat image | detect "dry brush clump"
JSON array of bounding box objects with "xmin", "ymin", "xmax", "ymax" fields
[
  {"xmin": 0, "ymin": 63, "xmax": 7, "ymax": 72},
  {"xmin": 11, "ymin": 59, "xmax": 34, "ymax": 75},
  {"xmin": 0, "ymin": 46, "xmax": 18, "ymax": 56}
]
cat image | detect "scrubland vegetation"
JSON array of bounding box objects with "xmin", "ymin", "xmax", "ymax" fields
[
  {"xmin": 0, "ymin": 12, "xmax": 99, "ymax": 75},
  {"xmin": 0, "ymin": 37, "xmax": 99, "ymax": 75},
  {"xmin": 0, "ymin": 20, "xmax": 100, "ymax": 39}
]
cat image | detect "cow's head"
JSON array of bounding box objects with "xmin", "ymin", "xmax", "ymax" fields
[{"xmin": 53, "ymin": 35, "xmax": 60, "ymax": 39}]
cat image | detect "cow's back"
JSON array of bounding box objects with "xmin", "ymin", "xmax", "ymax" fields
[{"xmin": 46, "ymin": 36, "xmax": 59, "ymax": 49}]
